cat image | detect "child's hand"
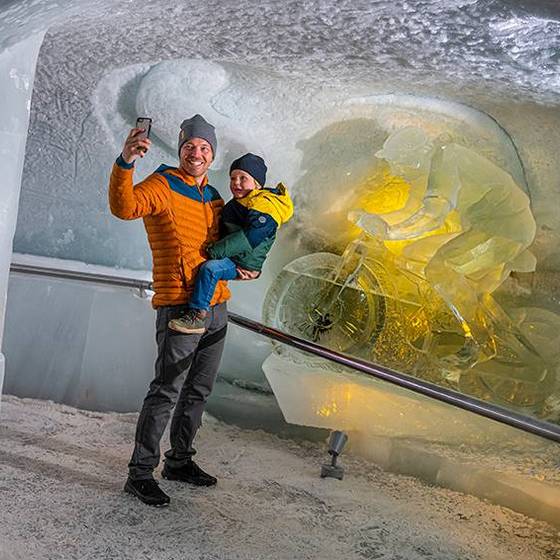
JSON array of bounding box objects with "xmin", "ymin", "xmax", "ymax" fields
[{"xmin": 236, "ymin": 267, "xmax": 260, "ymax": 280}]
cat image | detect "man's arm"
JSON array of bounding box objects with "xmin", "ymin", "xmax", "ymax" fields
[{"xmin": 108, "ymin": 128, "xmax": 169, "ymax": 220}]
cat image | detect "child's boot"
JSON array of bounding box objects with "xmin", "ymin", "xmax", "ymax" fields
[{"xmin": 168, "ymin": 309, "xmax": 208, "ymax": 334}]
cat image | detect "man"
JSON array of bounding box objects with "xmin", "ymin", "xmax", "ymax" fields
[{"xmin": 109, "ymin": 114, "xmax": 255, "ymax": 507}]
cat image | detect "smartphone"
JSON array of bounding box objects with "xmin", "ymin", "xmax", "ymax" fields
[
  {"xmin": 135, "ymin": 117, "xmax": 152, "ymax": 140},
  {"xmin": 135, "ymin": 117, "xmax": 152, "ymax": 154}
]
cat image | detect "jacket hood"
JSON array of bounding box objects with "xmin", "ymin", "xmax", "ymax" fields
[{"xmin": 241, "ymin": 182, "xmax": 294, "ymax": 226}]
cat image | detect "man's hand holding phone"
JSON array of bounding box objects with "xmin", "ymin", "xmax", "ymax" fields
[{"xmin": 121, "ymin": 117, "xmax": 152, "ymax": 164}]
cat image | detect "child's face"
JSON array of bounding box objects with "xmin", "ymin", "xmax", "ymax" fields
[{"xmin": 230, "ymin": 169, "xmax": 259, "ymax": 198}]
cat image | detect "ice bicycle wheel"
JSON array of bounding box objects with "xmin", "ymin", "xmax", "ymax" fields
[{"xmin": 263, "ymin": 252, "xmax": 387, "ymax": 354}]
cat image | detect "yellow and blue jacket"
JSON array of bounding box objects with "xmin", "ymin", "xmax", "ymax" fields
[
  {"xmin": 109, "ymin": 157, "xmax": 230, "ymax": 308},
  {"xmin": 207, "ymin": 183, "xmax": 294, "ymax": 271}
]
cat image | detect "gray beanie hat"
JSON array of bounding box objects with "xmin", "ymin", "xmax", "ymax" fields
[{"xmin": 178, "ymin": 114, "xmax": 217, "ymax": 157}]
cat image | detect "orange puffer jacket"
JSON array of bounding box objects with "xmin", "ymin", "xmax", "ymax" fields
[{"xmin": 109, "ymin": 160, "xmax": 231, "ymax": 308}]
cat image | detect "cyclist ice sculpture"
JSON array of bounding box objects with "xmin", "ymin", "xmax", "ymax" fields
[{"xmin": 264, "ymin": 127, "xmax": 557, "ymax": 413}]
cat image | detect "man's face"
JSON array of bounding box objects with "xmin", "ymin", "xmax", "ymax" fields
[
  {"xmin": 179, "ymin": 137, "xmax": 213, "ymax": 178},
  {"xmin": 230, "ymin": 169, "xmax": 259, "ymax": 199}
]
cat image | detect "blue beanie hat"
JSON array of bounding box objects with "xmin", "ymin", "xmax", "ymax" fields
[
  {"xmin": 178, "ymin": 114, "xmax": 217, "ymax": 157},
  {"xmin": 229, "ymin": 153, "xmax": 267, "ymax": 186}
]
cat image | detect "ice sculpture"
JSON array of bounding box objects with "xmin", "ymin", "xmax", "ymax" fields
[
  {"xmin": 354, "ymin": 127, "xmax": 538, "ymax": 360},
  {"xmin": 264, "ymin": 128, "xmax": 558, "ymax": 414}
]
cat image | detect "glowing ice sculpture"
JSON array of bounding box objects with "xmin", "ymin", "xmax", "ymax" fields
[
  {"xmin": 264, "ymin": 128, "xmax": 557, "ymax": 414},
  {"xmin": 353, "ymin": 127, "xmax": 538, "ymax": 362}
]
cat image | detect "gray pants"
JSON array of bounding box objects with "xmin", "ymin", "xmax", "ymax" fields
[{"xmin": 128, "ymin": 302, "xmax": 228, "ymax": 480}]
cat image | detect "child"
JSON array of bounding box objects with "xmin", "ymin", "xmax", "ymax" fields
[{"xmin": 169, "ymin": 153, "xmax": 293, "ymax": 334}]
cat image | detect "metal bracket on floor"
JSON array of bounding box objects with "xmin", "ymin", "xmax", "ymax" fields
[{"xmin": 321, "ymin": 430, "xmax": 348, "ymax": 480}]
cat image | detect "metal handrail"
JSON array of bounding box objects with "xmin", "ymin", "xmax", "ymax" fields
[
  {"xmin": 9, "ymin": 259, "xmax": 560, "ymax": 444},
  {"xmin": 228, "ymin": 313, "xmax": 560, "ymax": 443},
  {"xmin": 9, "ymin": 262, "xmax": 152, "ymax": 291}
]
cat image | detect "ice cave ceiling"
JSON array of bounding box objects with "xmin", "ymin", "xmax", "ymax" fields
[{"xmin": 3, "ymin": 0, "xmax": 560, "ymax": 103}]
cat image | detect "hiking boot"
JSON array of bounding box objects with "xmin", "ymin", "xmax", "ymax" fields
[
  {"xmin": 168, "ymin": 309, "xmax": 208, "ymax": 334},
  {"xmin": 124, "ymin": 477, "xmax": 171, "ymax": 507},
  {"xmin": 162, "ymin": 460, "xmax": 217, "ymax": 486}
]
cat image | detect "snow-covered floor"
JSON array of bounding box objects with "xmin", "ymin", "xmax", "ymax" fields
[{"xmin": 0, "ymin": 395, "xmax": 558, "ymax": 560}]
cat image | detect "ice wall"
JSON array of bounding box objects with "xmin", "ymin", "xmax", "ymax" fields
[
  {"xmin": 0, "ymin": 0, "xmax": 124, "ymax": 411},
  {"xmin": 0, "ymin": 31, "xmax": 45, "ymax": 406},
  {"xmin": 4, "ymin": 253, "xmax": 272, "ymax": 411}
]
